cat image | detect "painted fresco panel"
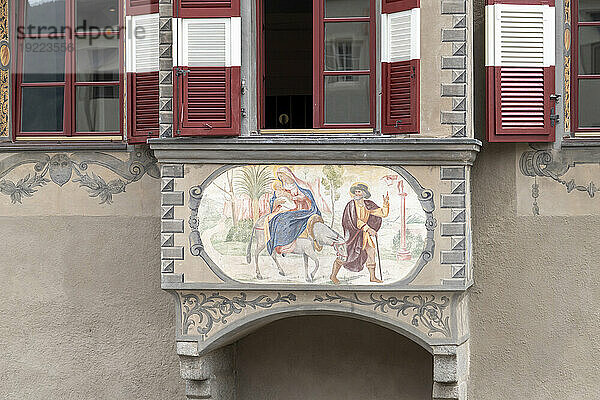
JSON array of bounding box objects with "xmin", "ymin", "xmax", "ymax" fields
[{"xmin": 193, "ymin": 165, "xmax": 433, "ymax": 286}]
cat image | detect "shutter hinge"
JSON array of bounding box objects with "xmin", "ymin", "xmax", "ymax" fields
[
  {"xmin": 550, "ymin": 110, "xmax": 560, "ymax": 127},
  {"xmin": 241, "ymin": 78, "xmax": 247, "ymax": 95},
  {"xmin": 241, "ymin": 107, "xmax": 247, "ymax": 118},
  {"xmin": 549, "ymin": 94, "xmax": 561, "ymax": 127},
  {"xmin": 175, "ymin": 68, "xmax": 190, "ymax": 76},
  {"xmin": 411, "ymin": 66, "xmax": 416, "ymax": 79}
]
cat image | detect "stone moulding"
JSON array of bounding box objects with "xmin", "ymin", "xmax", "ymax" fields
[
  {"xmin": 150, "ymin": 137, "xmax": 482, "ymax": 166},
  {"xmin": 186, "ymin": 164, "xmax": 437, "ymax": 290},
  {"xmin": 173, "ymin": 290, "xmax": 469, "ymax": 355}
]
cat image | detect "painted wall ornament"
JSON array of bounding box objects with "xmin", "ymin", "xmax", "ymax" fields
[
  {"xmin": 314, "ymin": 293, "xmax": 451, "ymax": 337},
  {"xmin": 0, "ymin": 146, "xmax": 159, "ymax": 204},
  {"xmin": 181, "ymin": 292, "xmax": 297, "ymax": 337},
  {"xmin": 177, "ymin": 291, "xmax": 456, "ymax": 343},
  {"xmin": 189, "ymin": 165, "xmax": 436, "ymax": 286},
  {"xmin": 520, "ymin": 146, "xmax": 600, "ymax": 214}
]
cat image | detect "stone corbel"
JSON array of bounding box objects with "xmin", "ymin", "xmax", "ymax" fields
[
  {"xmin": 432, "ymin": 342, "xmax": 470, "ymax": 400},
  {"xmin": 178, "ymin": 342, "xmax": 235, "ymax": 400}
]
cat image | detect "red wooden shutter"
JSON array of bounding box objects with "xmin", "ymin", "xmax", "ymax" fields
[
  {"xmin": 176, "ymin": 0, "xmax": 240, "ymax": 18},
  {"xmin": 486, "ymin": 0, "xmax": 556, "ymax": 142},
  {"xmin": 130, "ymin": 72, "xmax": 160, "ymax": 142},
  {"xmin": 127, "ymin": 0, "xmax": 159, "ymax": 16},
  {"xmin": 174, "ymin": 6, "xmax": 241, "ymax": 136},
  {"xmin": 382, "ymin": 0, "xmax": 419, "ymax": 14},
  {"xmin": 127, "ymin": 13, "xmax": 160, "ymax": 143},
  {"xmin": 382, "ymin": 0, "xmax": 420, "ymax": 134}
]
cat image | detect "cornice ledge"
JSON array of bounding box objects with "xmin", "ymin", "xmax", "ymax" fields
[{"xmin": 150, "ymin": 137, "xmax": 482, "ymax": 166}]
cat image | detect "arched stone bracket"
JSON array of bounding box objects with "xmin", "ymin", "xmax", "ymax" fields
[
  {"xmin": 174, "ymin": 307, "xmax": 470, "ymax": 400},
  {"xmin": 172, "ymin": 290, "xmax": 469, "ymax": 355}
]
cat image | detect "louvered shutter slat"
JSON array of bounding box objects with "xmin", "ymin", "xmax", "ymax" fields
[
  {"xmin": 177, "ymin": 0, "xmax": 240, "ymax": 18},
  {"xmin": 486, "ymin": 0, "xmax": 556, "ymax": 142},
  {"xmin": 382, "ymin": 0, "xmax": 420, "ymax": 134}
]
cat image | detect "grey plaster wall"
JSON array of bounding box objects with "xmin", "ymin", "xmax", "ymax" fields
[
  {"xmin": 0, "ymin": 216, "xmax": 185, "ymax": 399},
  {"xmin": 235, "ymin": 316, "xmax": 433, "ymax": 400},
  {"xmin": 469, "ymin": 1, "xmax": 600, "ymax": 395},
  {"xmin": 469, "ymin": 144, "xmax": 600, "ymax": 399}
]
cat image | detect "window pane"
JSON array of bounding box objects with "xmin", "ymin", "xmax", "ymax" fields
[
  {"xmin": 325, "ymin": 22, "xmax": 370, "ymax": 71},
  {"xmin": 22, "ymin": 37, "xmax": 66, "ymax": 83},
  {"xmin": 579, "ymin": 26, "xmax": 600, "ymax": 75},
  {"xmin": 325, "ymin": 75, "xmax": 369, "ymax": 124},
  {"xmin": 76, "ymin": 0, "xmax": 118, "ymax": 30},
  {"xmin": 325, "ymin": 0, "xmax": 369, "ymax": 18},
  {"xmin": 25, "ymin": 0, "xmax": 65, "ymax": 30},
  {"xmin": 76, "ymin": 85, "xmax": 119, "ymax": 132},
  {"xmin": 578, "ymin": 80, "xmax": 600, "ymax": 128},
  {"xmin": 76, "ymin": 36, "xmax": 120, "ymax": 82},
  {"xmin": 579, "ymin": 0, "xmax": 600, "ymax": 22},
  {"xmin": 21, "ymin": 87, "xmax": 64, "ymax": 132}
]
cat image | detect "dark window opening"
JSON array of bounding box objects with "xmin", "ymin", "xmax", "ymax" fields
[{"xmin": 263, "ymin": 0, "xmax": 312, "ymax": 129}]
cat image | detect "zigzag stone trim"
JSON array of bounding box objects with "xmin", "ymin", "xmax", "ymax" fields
[
  {"xmin": 159, "ymin": 0, "xmax": 174, "ymax": 138},
  {"xmin": 440, "ymin": 167, "xmax": 466, "ymax": 284},
  {"xmin": 161, "ymin": 164, "xmax": 184, "ymax": 274},
  {"xmin": 440, "ymin": 0, "xmax": 468, "ymax": 138}
]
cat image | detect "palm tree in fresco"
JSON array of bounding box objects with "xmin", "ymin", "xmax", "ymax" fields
[{"xmin": 235, "ymin": 166, "xmax": 273, "ymax": 221}]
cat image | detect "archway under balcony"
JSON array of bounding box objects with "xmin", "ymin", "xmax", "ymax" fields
[{"xmin": 235, "ymin": 315, "xmax": 433, "ymax": 400}]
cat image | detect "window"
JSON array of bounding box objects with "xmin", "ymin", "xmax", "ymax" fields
[
  {"xmin": 15, "ymin": 0, "xmax": 123, "ymax": 140},
  {"xmin": 317, "ymin": 0, "xmax": 375, "ymax": 128},
  {"xmin": 572, "ymin": 0, "xmax": 600, "ymax": 132},
  {"xmin": 172, "ymin": 0, "xmax": 420, "ymax": 136},
  {"xmin": 259, "ymin": 0, "xmax": 375, "ymax": 130}
]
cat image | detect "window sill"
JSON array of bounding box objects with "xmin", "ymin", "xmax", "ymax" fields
[
  {"xmin": 259, "ymin": 128, "xmax": 375, "ymax": 135},
  {"xmin": 562, "ymin": 137, "xmax": 600, "ymax": 148},
  {"xmin": 0, "ymin": 140, "xmax": 128, "ymax": 151}
]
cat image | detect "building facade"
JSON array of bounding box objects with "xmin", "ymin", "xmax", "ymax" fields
[{"xmin": 1, "ymin": 0, "xmax": 599, "ymax": 399}]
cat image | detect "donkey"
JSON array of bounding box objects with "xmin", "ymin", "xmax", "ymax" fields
[{"xmin": 246, "ymin": 215, "xmax": 346, "ymax": 282}]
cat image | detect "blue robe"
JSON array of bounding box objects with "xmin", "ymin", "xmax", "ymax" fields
[{"xmin": 266, "ymin": 184, "xmax": 321, "ymax": 255}]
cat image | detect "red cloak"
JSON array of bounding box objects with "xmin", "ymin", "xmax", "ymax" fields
[{"xmin": 341, "ymin": 199, "xmax": 383, "ymax": 272}]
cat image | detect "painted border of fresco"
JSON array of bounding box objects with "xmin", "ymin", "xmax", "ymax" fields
[{"xmin": 188, "ymin": 165, "xmax": 436, "ymax": 290}]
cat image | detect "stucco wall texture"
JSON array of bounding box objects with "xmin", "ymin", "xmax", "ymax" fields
[
  {"xmin": 0, "ymin": 216, "xmax": 185, "ymax": 399},
  {"xmin": 469, "ymin": 144, "xmax": 600, "ymax": 399}
]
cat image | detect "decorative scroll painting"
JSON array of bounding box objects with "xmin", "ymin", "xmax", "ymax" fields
[{"xmin": 194, "ymin": 165, "xmax": 433, "ymax": 285}]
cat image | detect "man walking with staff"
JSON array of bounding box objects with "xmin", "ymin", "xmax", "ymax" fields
[{"xmin": 330, "ymin": 183, "xmax": 390, "ymax": 284}]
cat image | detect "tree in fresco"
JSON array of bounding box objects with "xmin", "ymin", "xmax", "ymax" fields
[
  {"xmin": 321, "ymin": 165, "xmax": 345, "ymax": 228},
  {"xmin": 235, "ymin": 166, "xmax": 274, "ymax": 221},
  {"xmin": 213, "ymin": 170, "xmax": 238, "ymax": 226}
]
